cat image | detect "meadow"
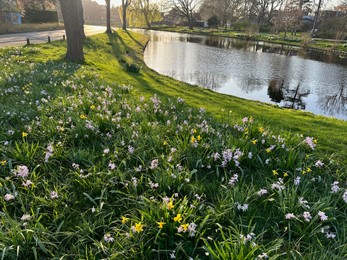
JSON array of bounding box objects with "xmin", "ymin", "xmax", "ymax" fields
[{"xmin": 0, "ymin": 30, "xmax": 346, "ymax": 259}]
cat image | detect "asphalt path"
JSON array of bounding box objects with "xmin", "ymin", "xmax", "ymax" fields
[{"xmin": 0, "ymin": 25, "xmax": 107, "ymax": 47}]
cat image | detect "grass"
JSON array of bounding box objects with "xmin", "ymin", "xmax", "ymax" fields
[
  {"xmin": 0, "ymin": 30, "xmax": 346, "ymax": 259},
  {"xmin": 0, "ymin": 23, "xmax": 64, "ymax": 34}
]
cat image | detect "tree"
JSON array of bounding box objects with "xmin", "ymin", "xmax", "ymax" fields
[
  {"xmin": 120, "ymin": 0, "xmax": 132, "ymax": 30},
  {"xmin": 59, "ymin": 0, "xmax": 84, "ymax": 62},
  {"xmin": 128, "ymin": 0, "xmax": 162, "ymax": 27},
  {"xmin": 76, "ymin": 0, "xmax": 86, "ymax": 39},
  {"xmin": 17, "ymin": 0, "xmax": 57, "ymax": 11},
  {"xmin": 207, "ymin": 14, "xmax": 220, "ymax": 27},
  {"xmin": 170, "ymin": 0, "xmax": 202, "ymax": 29},
  {"xmin": 105, "ymin": 0, "xmax": 112, "ymax": 33}
]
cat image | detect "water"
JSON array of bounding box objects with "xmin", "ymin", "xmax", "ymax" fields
[{"xmin": 141, "ymin": 30, "xmax": 347, "ymax": 120}]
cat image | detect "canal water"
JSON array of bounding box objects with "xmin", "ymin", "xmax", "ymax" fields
[{"xmin": 141, "ymin": 30, "xmax": 347, "ymax": 120}]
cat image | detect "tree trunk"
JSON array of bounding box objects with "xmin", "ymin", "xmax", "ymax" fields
[
  {"xmin": 76, "ymin": 0, "xmax": 86, "ymax": 39},
  {"xmin": 59, "ymin": 0, "xmax": 85, "ymax": 63},
  {"xmin": 122, "ymin": 0, "xmax": 127, "ymax": 30},
  {"xmin": 106, "ymin": 0, "xmax": 112, "ymax": 33}
]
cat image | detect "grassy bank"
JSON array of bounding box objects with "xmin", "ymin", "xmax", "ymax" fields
[
  {"xmin": 0, "ymin": 23, "xmax": 64, "ymax": 34},
  {"xmin": 150, "ymin": 26, "xmax": 347, "ymax": 53},
  {"xmin": 0, "ymin": 30, "xmax": 346, "ymax": 259}
]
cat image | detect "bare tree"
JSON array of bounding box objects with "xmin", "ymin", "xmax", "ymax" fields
[
  {"xmin": 170, "ymin": 0, "xmax": 202, "ymax": 29},
  {"xmin": 59, "ymin": 0, "xmax": 84, "ymax": 62},
  {"xmin": 76, "ymin": 0, "xmax": 86, "ymax": 39},
  {"xmin": 121, "ymin": 0, "xmax": 132, "ymax": 30}
]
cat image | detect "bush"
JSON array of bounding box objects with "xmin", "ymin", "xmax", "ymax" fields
[
  {"xmin": 207, "ymin": 15, "xmax": 220, "ymax": 28},
  {"xmin": 126, "ymin": 63, "xmax": 140, "ymax": 73}
]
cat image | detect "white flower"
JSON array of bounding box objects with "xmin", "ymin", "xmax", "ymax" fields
[
  {"xmin": 302, "ymin": 211, "xmax": 312, "ymax": 222},
  {"xmin": 342, "ymin": 190, "xmax": 347, "ymax": 203},
  {"xmin": 257, "ymin": 189, "xmax": 268, "ymax": 196},
  {"xmin": 108, "ymin": 162, "xmax": 116, "ymax": 170},
  {"xmin": 331, "ymin": 181, "xmax": 340, "ymax": 193},
  {"xmin": 22, "ymin": 179, "xmax": 33, "ymax": 187},
  {"xmin": 257, "ymin": 252, "xmax": 269, "ymax": 259},
  {"xmin": 294, "ymin": 176, "xmax": 301, "ymax": 186},
  {"xmin": 150, "ymin": 159, "xmax": 159, "ymax": 170},
  {"xmin": 103, "ymin": 148, "xmax": 110, "ymax": 154},
  {"xmin": 298, "ymin": 197, "xmax": 310, "ymax": 209},
  {"xmin": 314, "ymin": 160, "xmax": 324, "ymax": 168},
  {"xmin": 20, "ymin": 214, "xmax": 31, "ymax": 221},
  {"xmin": 170, "ymin": 251, "xmax": 176, "ymax": 259},
  {"xmin": 4, "ymin": 194, "xmax": 15, "ymax": 201},
  {"xmin": 13, "ymin": 165, "xmax": 29, "ymax": 178},
  {"xmin": 228, "ymin": 173, "xmax": 238, "ymax": 186},
  {"xmin": 104, "ymin": 233, "xmax": 114, "ymax": 243},
  {"xmin": 318, "ymin": 211, "xmax": 328, "ymax": 221},
  {"xmin": 50, "ymin": 191, "xmax": 59, "ymax": 199},
  {"xmin": 285, "ymin": 213, "xmax": 296, "ymax": 220}
]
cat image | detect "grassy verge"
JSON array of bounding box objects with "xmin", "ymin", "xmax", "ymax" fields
[
  {"xmin": 0, "ymin": 23, "xmax": 64, "ymax": 34},
  {"xmin": 150, "ymin": 26, "xmax": 347, "ymax": 53},
  {"xmin": 0, "ymin": 30, "xmax": 346, "ymax": 259}
]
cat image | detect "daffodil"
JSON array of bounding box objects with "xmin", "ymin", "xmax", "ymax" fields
[
  {"xmin": 283, "ymin": 172, "xmax": 288, "ymax": 177},
  {"xmin": 121, "ymin": 216, "xmax": 129, "ymax": 224},
  {"xmin": 0, "ymin": 160, "xmax": 6, "ymax": 166},
  {"xmin": 251, "ymin": 139, "xmax": 257, "ymax": 145},
  {"xmin": 272, "ymin": 170, "xmax": 278, "ymax": 176},
  {"xmin": 259, "ymin": 127, "xmax": 264, "ymax": 133},
  {"xmin": 80, "ymin": 114, "xmax": 87, "ymax": 119},
  {"xmin": 174, "ymin": 214, "xmax": 182, "ymax": 223},
  {"xmin": 157, "ymin": 221, "xmax": 165, "ymax": 229},
  {"xmin": 191, "ymin": 136, "xmax": 196, "ymax": 143},
  {"xmin": 180, "ymin": 223, "xmax": 188, "ymax": 231},
  {"xmin": 266, "ymin": 148, "xmax": 271, "ymax": 153},
  {"xmin": 22, "ymin": 132, "xmax": 28, "ymax": 138},
  {"xmin": 90, "ymin": 105, "xmax": 96, "ymax": 110},
  {"xmin": 167, "ymin": 200, "xmax": 174, "ymax": 210},
  {"xmin": 197, "ymin": 135, "xmax": 201, "ymax": 141},
  {"xmin": 133, "ymin": 222, "xmax": 143, "ymax": 233}
]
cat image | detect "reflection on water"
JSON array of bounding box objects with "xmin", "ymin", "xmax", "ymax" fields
[{"xmin": 142, "ymin": 30, "xmax": 347, "ymax": 120}]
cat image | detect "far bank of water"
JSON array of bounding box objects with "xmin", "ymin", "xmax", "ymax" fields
[{"xmin": 140, "ymin": 30, "xmax": 347, "ymax": 120}]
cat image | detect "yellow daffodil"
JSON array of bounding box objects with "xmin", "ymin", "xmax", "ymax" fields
[
  {"xmin": 80, "ymin": 114, "xmax": 87, "ymax": 119},
  {"xmin": 193, "ymin": 129, "xmax": 197, "ymax": 134},
  {"xmin": 180, "ymin": 223, "xmax": 188, "ymax": 231},
  {"xmin": 134, "ymin": 222, "xmax": 143, "ymax": 232},
  {"xmin": 266, "ymin": 148, "xmax": 271, "ymax": 153},
  {"xmin": 197, "ymin": 135, "xmax": 201, "ymax": 141},
  {"xmin": 259, "ymin": 127, "xmax": 264, "ymax": 133},
  {"xmin": 157, "ymin": 221, "xmax": 165, "ymax": 229},
  {"xmin": 174, "ymin": 214, "xmax": 182, "ymax": 223},
  {"xmin": 167, "ymin": 200, "xmax": 174, "ymax": 210},
  {"xmin": 191, "ymin": 136, "xmax": 196, "ymax": 143},
  {"xmin": 272, "ymin": 170, "xmax": 278, "ymax": 176},
  {"xmin": 121, "ymin": 216, "xmax": 129, "ymax": 224},
  {"xmin": 283, "ymin": 172, "xmax": 288, "ymax": 177},
  {"xmin": 163, "ymin": 141, "xmax": 168, "ymax": 146},
  {"xmin": 251, "ymin": 139, "xmax": 257, "ymax": 145},
  {"xmin": 0, "ymin": 160, "xmax": 6, "ymax": 166},
  {"xmin": 22, "ymin": 132, "xmax": 28, "ymax": 138},
  {"xmin": 90, "ymin": 105, "xmax": 96, "ymax": 110},
  {"xmin": 306, "ymin": 167, "xmax": 312, "ymax": 173}
]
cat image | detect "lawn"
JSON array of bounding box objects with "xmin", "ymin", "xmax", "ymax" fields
[{"xmin": 0, "ymin": 30, "xmax": 346, "ymax": 259}]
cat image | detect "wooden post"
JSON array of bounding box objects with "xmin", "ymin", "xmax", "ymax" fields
[
  {"xmin": 48, "ymin": 36, "xmax": 51, "ymax": 43},
  {"xmin": 63, "ymin": 35, "xmax": 66, "ymax": 41},
  {"xmin": 26, "ymin": 38, "xmax": 30, "ymax": 45}
]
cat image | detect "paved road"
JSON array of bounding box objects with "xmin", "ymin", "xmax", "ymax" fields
[{"xmin": 0, "ymin": 25, "xmax": 107, "ymax": 47}]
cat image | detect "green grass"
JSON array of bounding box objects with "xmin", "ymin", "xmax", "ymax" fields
[
  {"xmin": 0, "ymin": 23, "xmax": 64, "ymax": 34},
  {"xmin": 0, "ymin": 30, "xmax": 346, "ymax": 259}
]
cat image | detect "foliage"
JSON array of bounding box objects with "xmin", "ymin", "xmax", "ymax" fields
[
  {"xmin": 207, "ymin": 15, "xmax": 220, "ymax": 28},
  {"xmin": 0, "ymin": 31, "xmax": 346, "ymax": 258}
]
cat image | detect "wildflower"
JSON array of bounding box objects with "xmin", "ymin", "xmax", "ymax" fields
[
  {"xmin": 91, "ymin": 206, "xmax": 96, "ymax": 213},
  {"xmin": 272, "ymin": 170, "xmax": 278, "ymax": 176},
  {"xmin": 150, "ymin": 159, "xmax": 159, "ymax": 170},
  {"xmin": 257, "ymin": 189, "xmax": 268, "ymax": 196},
  {"xmin": 108, "ymin": 162, "xmax": 116, "ymax": 170},
  {"xmin": 228, "ymin": 173, "xmax": 239, "ymax": 186},
  {"xmin": 20, "ymin": 214, "xmax": 31, "ymax": 221},
  {"xmin": 342, "ymin": 190, "xmax": 347, "ymax": 203},
  {"xmin": 4, "ymin": 194, "xmax": 15, "ymax": 201},
  {"xmin": 315, "ymin": 160, "xmax": 324, "ymax": 168},
  {"xmin": 302, "ymin": 211, "xmax": 312, "ymax": 222},
  {"xmin": 22, "ymin": 132, "xmax": 28, "ymax": 138},
  {"xmin": 304, "ymin": 136, "xmax": 316, "ymax": 150},
  {"xmin": 174, "ymin": 214, "xmax": 182, "ymax": 223},
  {"xmin": 188, "ymin": 222, "xmax": 197, "ymax": 236},
  {"xmin": 121, "ymin": 216, "xmax": 129, "ymax": 224},
  {"xmin": 318, "ymin": 211, "xmax": 328, "ymax": 221},
  {"xmin": 163, "ymin": 141, "xmax": 168, "ymax": 146},
  {"xmin": 0, "ymin": 160, "xmax": 6, "ymax": 166},
  {"xmin": 180, "ymin": 223, "xmax": 189, "ymax": 232},
  {"xmin": 131, "ymin": 177, "xmax": 138, "ymax": 187},
  {"xmin": 236, "ymin": 202, "xmax": 249, "ymax": 212},
  {"xmin": 294, "ymin": 176, "xmax": 301, "ymax": 186},
  {"xmin": 298, "ymin": 197, "xmax": 310, "ymax": 209},
  {"xmin": 50, "ymin": 191, "xmax": 59, "ymax": 199},
  {"xmin": 170, "ymin": 251, "xmax": 176, "ymax": 259},
  {"xmin": 197, "ymin": 135, "xmax": 202, "ymax": 141},
  {"xmin": 283, "ymin": 172, "xmax": 288, "ymax": 177},
  {"xmin": 167, "ymin": 200, "xmax": 174, "ymax": 210},
  {"xmin": 157, "ymin": 221, "xmax": 165, "ymax": 229},
  {"xmin": 248, "ymin": 152, "xmax": 253, "ymax": 159},
  {"xmin": 331, "ymin": 181, "xmax": 340, "ymax": 193},
  {"xmin": 22, "ymin": 179, "xmax": 33, "ymax": 187},
  {"xmin": 128, "ymin": 145, "xmax": 135, "ymax": 154},
  {"xmin": 79, "ymin": 114, "xmax": 87, "ymax": 119},
  {"xmin": 326, "ymin": 232, "xmax": 336, "ymax": 239},
  {"xmin": 44, "ymin": 144, "xmax": 54, "ymax": 162},
  {"xmin": 258, "ymin": 252, "xmax": 269, "ymax": 259},
  {"xmin": 90, "ymin": 105, "xmax": 95, "ymax": 110},
  {"xmin": 259, "ymin": 127, "xmax": 264, "ymax": 133},
  {"xmin": 285, "ymin": 213, "xmax": 296, "ymax": 220},
  {"xmin": 132, "ymin": 222, "xmax": 144, "ymax": 233},
  {"xmin": 271, "ymin": 178, "xmax": 285, "ymax": 191},
  {"xmin": 103, "ymin": 148, "xmax": 110, "ymax": 154},
  {"xmin": 149, "ymin": 181, "xmax": 159, "ymax": 189},
  {"xmin": 251, "ymin": 139, "xmax": 257, "ymax": 145},
  {"xmin": 13, "ymin": 165, "xmax": 29, "ymax": 178},
  {"xmin": 104, "ymin": 233, "xmax": 114, "ymax": 243}
]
